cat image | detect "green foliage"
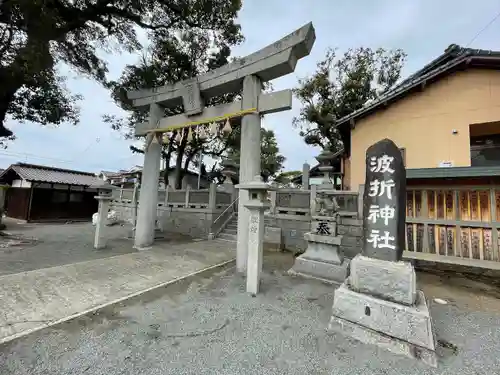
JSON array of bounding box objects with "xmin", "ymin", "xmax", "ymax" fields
[
  {"xmin": 226, "ymin": 128, "xmax": 286, "ymax": 182},
  {"xmin": 293, "ymin": 47, "xmax": 406, "ymax": 153},
  {"xmin": 0, "ymin": 0, "xmax": 243, "ymax": 137},
  {"xmin": 273, "ymin": 170, "xmax": 302, "ymax": 187}
]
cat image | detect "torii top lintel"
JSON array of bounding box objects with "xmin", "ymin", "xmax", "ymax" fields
[{"xmin": 126, "ymin": 22, "xmax": 316, "ymax": 112}]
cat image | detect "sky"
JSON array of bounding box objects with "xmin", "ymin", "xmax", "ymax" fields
[{"xmin": 2, "ymin": 0, "xmax": 500, "ymax": 174}]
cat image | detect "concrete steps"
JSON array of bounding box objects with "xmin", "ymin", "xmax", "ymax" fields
[
  {"xmin": 217, "ymin": 214, "xmax": 239, "ymax": 243},
  {"xmin": 216, "ymin": 213, "xmax": 276, "ymax": 243}
]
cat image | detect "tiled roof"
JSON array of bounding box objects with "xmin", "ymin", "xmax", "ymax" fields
[{"xmin": 4, "ymin": 163, "xmax": 105, "ymax": 186}]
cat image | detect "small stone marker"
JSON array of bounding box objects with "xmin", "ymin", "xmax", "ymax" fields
[{"xmin": 362, "ymin": 138, "xmax": 406, "ymax": 262}]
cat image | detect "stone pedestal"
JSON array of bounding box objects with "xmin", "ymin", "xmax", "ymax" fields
[
  {"xmin": 328, "ymin": 255, "xmax": 437, "ymax": 367},
  {"xmin": 289, "ymin": 217, "xmax": 348, "ymax": 284}
]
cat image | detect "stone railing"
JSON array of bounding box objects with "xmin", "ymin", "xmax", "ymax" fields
[
  {"xmin": 272, "ymin": 189, "xmax": 311, "ymax": 215},
  {"xmin": 111, "ymin": 185, "xmax": 232, "ymax": 209},
  {"xmin": 268, "ymin": 187, "xmax": 360, "ymax": 217},
  {"xmin": 108, "ymin": 183, "xmax": 236, "ymax": 224}
]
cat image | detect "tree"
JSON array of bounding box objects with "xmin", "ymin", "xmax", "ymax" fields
[
  {"xmin": 293, "ymin": 47, "xmax": 406, "ymax": 153},
  {"xmin": 273, "ymin": 170, "xmax": 302, "ymax": 188},
  {"xmin": 0, "ymin": 0, "xmax": 242, "ymax": 138},
  {"xmin": 226, "ymin": 127, "xmax": 285, "ymax": 183}
]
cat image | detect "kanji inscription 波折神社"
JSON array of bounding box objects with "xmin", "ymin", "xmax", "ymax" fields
[{"xmin": 362, "ymin": 139, "xmax": 406, "ymax": 262}]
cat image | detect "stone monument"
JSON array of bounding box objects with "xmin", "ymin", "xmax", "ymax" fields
[
  {"xmin": 125, "ymin": 23, "xmax": 316, "ymax": 272},
  {"xmin": 328, "ymin": 138, "xmax": 438, "ymax": 367},
  {"xmin": 288, "ymin": 192, "xmax": 349, "ymax": 283}
]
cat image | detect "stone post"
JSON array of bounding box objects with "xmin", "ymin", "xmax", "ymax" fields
[
  {"xmin": 131, "ymin": 181, "xmax": 139, "ymax": 229},
  {"xmin": 94, "ymin": 196, "xmax": 112, "ymax": 249},
  {"xmin": 357, "ymin": 184, "xmax": 365, "ymax": 219},
  {"xmin": 164, "ymin": 185, "xmax": 170, "ymax": 206},
  {"xmin": 184, "ymin": 185, "xmax": 191, "ymax": 208},
  {"xmin": 134, "ymin": 103, "xmax": 163, "ymax": 249},
  {"xmin": 237, "ymin": 75, "xmax": 262, "ymax": 273},
  {"xmin": 302, "ymin": 162, "xmax": 310, "ymax": 190},
  {"xmin": 208, "ymin": 183, "xmax": 217, "ymax": 211},
  {"xmin": 310, "ymin": 184, "xmax": 317, "ymax": 216},
  {"xmin": 236, "ymin": 176, "xmax": 272, "ymax": 295},
  {"xmin": 269, "ymin": 190, "xmax": 277, "ymax": 215}
]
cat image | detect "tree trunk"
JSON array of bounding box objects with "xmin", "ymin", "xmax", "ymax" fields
[
  {"xmin": 182, "ymin": 149, "xmax": 197, "ymax": 187},
  {"xmin": 162, "ymin": 133, "xmax": 175, "ymax": 188},
  {"xmin": 174, "ymin": 129, "xmax": 188, "ymax": 190}
]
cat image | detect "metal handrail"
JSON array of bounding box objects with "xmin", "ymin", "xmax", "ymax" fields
[{"xmin": 213, "ymin": 197, "xmax": 239, "ymax": 225}]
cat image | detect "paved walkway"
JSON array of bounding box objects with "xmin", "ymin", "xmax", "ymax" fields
[
  {"xmin": 0, "ymin": 221, "xmax": 195, "ymax": 276},
  {"xmin": 0, "ymin": 238, "xmax": 235, "ymax": 344},
  {"xmin": 2, "ymin": 252, "xmax": 500, "ymax": 374}
]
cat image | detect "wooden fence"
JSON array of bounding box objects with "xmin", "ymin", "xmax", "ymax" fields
[{"xmin": 405, "ymin": 186, "xmax": 500, "ymax": 262}]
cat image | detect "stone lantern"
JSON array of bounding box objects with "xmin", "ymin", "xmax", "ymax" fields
[
  {"xmin": 235, "ymin": 175, "xmax": 274, "ymax": 295},
  {"xmin": 315, "ymin": 149, "xmax": 336, "ymax": 190},
  {"xmin": 220, "ymin": 158, "xmax": 240, "ymax": 185}
]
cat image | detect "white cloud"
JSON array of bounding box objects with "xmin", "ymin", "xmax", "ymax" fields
[{"xmin": 4, "ymin": 0, "xmax": 500, "ymax": 174}]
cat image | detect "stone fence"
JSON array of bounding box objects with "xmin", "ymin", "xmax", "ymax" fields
[
  {"xmin": 108, "ymin": 184, "xmax": 362, "ymax": 255},
  {"xmin": 110, "ymin": 184, "xmax": 237, "ymax": 239},
  {"xmin": 108, "ymin": 182, "xmax": 500, "ymax": 273},
  {"xmin": 112, "ymin": 185, "xmax": 233, "ymax": 209}
]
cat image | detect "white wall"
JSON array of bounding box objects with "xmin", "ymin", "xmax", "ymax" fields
[{"xmin": 12, "ymin": 179, "xmax": 31, "ymax": 188}]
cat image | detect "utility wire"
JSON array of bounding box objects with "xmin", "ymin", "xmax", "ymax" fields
[{"xmin": 464, "ymin": 10, "xmax": 500, "ymax": 48}]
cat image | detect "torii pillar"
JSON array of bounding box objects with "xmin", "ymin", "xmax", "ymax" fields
[{"xmin": 134, "ymin": 104, "xmax": 163, "ymax": 249}]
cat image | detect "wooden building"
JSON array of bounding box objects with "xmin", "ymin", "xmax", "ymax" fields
[
  {"xmin": 333, "ymin": 44, "xmax": 500, "ymax": 190},
  {"xmin": 0, "ymin": 163, "xmax": 104, "ymax": 222}
]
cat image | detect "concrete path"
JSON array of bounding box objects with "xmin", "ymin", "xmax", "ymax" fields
[
  {"xmin": 2, "ymin": 251, "xmax": 500, "ymax": 374},
  {"xmin": 0, "ymin": 239, "xmax": 235, "ymax": 344}
]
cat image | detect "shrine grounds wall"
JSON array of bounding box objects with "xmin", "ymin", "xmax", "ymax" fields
[
  {"xmin": 108, "ymin": 190, "xmax": 365, "ymax": 257},
  {"xmin": 160, "ymin": 208, "xmax": 215, "ymax": 239}
]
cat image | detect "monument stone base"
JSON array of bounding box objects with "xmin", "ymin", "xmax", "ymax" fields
[
  {"xmin": 288, "ymin": 232, "xmax": 348, "ymax": 284},
  {"xmin": 328, "ymin": 283, "xmax": 438, "ymax": 367},
  {"xmin": 328, "ymin": 315, "xmax": 438, "ymax": 367}
]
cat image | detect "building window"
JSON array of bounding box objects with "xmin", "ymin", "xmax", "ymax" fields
[
  {"xmin": 470, "ymin": 134, "xmax": 500, "ymax": 167},
  {"xmin": 52, "ymin": 191, "xmax": 68, "ymax": 203},
  {"xmin": 69, "ymin": 192, "xmax": 84, "ymax": 203},
  {"xmin": 399, "ymin": 148, "xmax": 406, "ymax": 166}
]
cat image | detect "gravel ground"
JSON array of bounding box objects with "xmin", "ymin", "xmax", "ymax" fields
[
  {"xmin": 2, "ymin": 251, "xmax": 500, "ymax": 374},
  {"xmin": 0, "ymin": 220, "xmax": 191, "ymax": 276}
]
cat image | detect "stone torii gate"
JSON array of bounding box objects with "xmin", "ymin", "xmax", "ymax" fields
[{"xmin": 126, "ymin": 22, "xmax": 316, "ymax": 272}]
